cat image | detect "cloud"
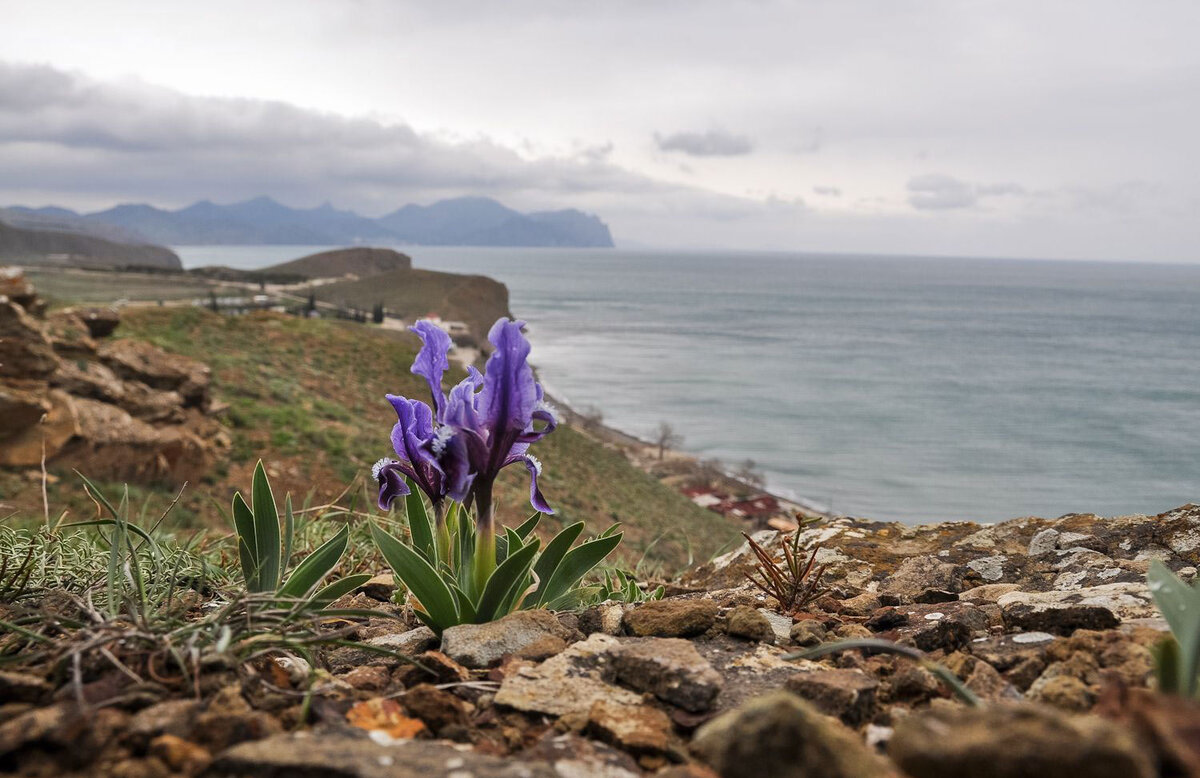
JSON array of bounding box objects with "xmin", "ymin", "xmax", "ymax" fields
[
  {"xmin": 654, "ymin": 129, "xmax": 753, "ymax": 157},
  {"xmin": 0, "ymin": 61, "xmax": 683, "ymax": 212},
  {"xmin": 813, "ymin": 185, "xmax": 841, "ymax": 197},
  {"xmin": 906, "ymin": 174, "xmax": 1025, "ymax": 211}
]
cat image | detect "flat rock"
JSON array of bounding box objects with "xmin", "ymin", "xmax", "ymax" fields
[
  {"xmin": 785, "ymin": 668, "xmax": 878, "ymax": 725},
  {"xmin": 494, "ymin": 634, "xmax": 642, "ymax": 717},
  {"xmin": 440, "ymin": 609, "xmax": 572, "ymax": 668},
  {"xmin": 609, "ymin": 637, "xmax": 723, "ymax": 712},
  {"xmin": 624, "ymin": 598, "xmax": 718, "ymax": 638},
  {"xmin": 203, "ymin": 732, "xmax": 557, "ymax": 777},
  {"xmin": 998, "ymin": 583, "xmax": 1155, "ymax": 635}
]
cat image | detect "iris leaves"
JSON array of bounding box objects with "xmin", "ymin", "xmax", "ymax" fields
[
  {"xmin": 372, "ymin": 479, "xmax": 622, "ymax": 634},
  {"xmin": 1147, "ymin": 560, "xmax": 1200, "ymax": 697},
  {"xmin": 232, "ymin": 461, "xmax": 368, "ymax": 611}
]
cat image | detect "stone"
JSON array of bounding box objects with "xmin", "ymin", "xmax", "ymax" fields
[
  {"xmin": 585, "ymin": 699, "xmax": 679, "ymax": 759},
  {"xmin": 400, "ymin": 684, "xmax": 469, "ymax": 736},
  {"xmin": 76, "ymin": 307, "xmax": 121, "ymax": 338},
  {"xmin": 341, "ymin": 664, "xmax": 391, "ymax": 692},
  {"xmin": 148, "ymin": 734, "xmax": 211, "ymax": 774},
  {"xmin": 126, "ymin": 699, "xmax": 200, "ymax": 746},
  {"xmin": 785, "ymin": 669, "xmax": 878, "ymax": 725},
  {"xmin": 997, "ymin": 585, "xmax": 1151, "ymax": 635},
  {"xmin": 98, "ymin": 339, "xmax": 210, "ymax": 408},
  {"xmin": 207, "ymin": 733, "xmax": 558, "ymax": 777},
  {"xmin": 889, "ymin": 703, "xmax": 1153, "ymax": 778},
  {"xmin": 190, "ymin": 685, "xmax": 282, "ymax": 751},
  {"xmin": 879, "ymin": 556, "xmax": 962, "ymax": 601},
  {"xmin": 523, "ymin": 732, "xmax": 643, "ymax": 777},
  {"xmin": 867, "ymin": 601, "xmax": 989, "ymax": 652},
  {"xmin": 838, "ymin": 592, "xmax": 883, "ymax": 616},
  {"xmin": 0, "ymin": 388, "xmax": 77, "ymax": 466},
  {"xmin": 0, "ymin": 384, "xmax": 50, "ymax": 440},
  {"xmin": 578, "ymin": 603, "xmax": 628, "ymax": 635},
  {"xmin": 494, "ymin": 634, "xmax": 643, "ymax": 717},
  {"xmin": 1028, "ymin": 675, "xmax": 1095, "ymax": 712},
  {"xmin": 609, "ymin": 637, "xmax": 723, "ymax": 712},
  {"xmin": 959, "ymin": 583, "xmax": 1021, "ymax": 603},
  {"xmin": 365, "ymin": 625, "xmax": 438, "ymax": 655},
  {"xmin": 0, "ymin": 671, "xmax": 52, "ymax": 704},
  {"xmin": 758, "ymin": 608, "xmax": 794, "ymax": 643},
  {"xmin": 789, "ymin": 620, "xmax": 827, "ymax": 648},
  {"xmin": 359, "ymin": 573, "xmax": 396, "ymax": 601},
  {"xmin": 624, "ymin": 599, "xmax": 718, "ymax": 638},
  {"xmin": 691, "ymin": 691, "xmax": 886, "ymax": 778},
  {"xmin": 1029, "ymin": 528, "xmax": 1061, "ymax": 556},
  {"xmin": 725, "ymin": 605, "xmax": 775, "ymax": 643},
  {"xmin": 0, "ymin": 299, "xmax": 57, "ymax": 379},
  {"xmin": 440, "ymin": 609, "xmax": 573, "ymax": 668}
]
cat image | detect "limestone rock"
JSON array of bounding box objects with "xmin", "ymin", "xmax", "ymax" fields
[
  {"xmin": 725, "ymin": 605, "xmax": 775, "ymax": 643},
  {"xmin": 789, "ymin": 619, "xmax": 828, "ymax": 648},
  {"xmin": 0, "ymin": 299, "xmax": 57, "ymax": 379},
  {"xmin": 585, "ymin": 699, "xmax": 680, "ymax": 759},
  {"xmin": 691, "ymin": 691, "xmax": 886, "ymax": 778},
  {"xmin": 0, "ymin": 389, "xmax": 77, "ymax": 466},
  {"xmin": 609, "ymin": 637, "xmax": 723, "ymax": 712},
  {"xmin": 494, "ymin": 634, "xmax": 642, "ymax": 717},
  {"xmin": 879, "ymin": 555, "xmax": 963, "ymax": 601},
  {"xmin": 99, "ymin": 338, "xmax": 210, "ymax": 408},
  {"xmin": 206, "ymin": 733, "xmax": 557, "ymax": 777},
  {"xmin": 889, "ymin": 703, "xmax": 1153, "ymax": 778},
  {"xmin": 785, "ymin": 668, "xmax": 878, "ymax": 725},
  {"xmin": 440, "ymin": 609, "xmax": 572, "ymax": 668},
  {"xmin": 624, "ymin": 599, "xmax": 718, "ymax": 638},
  {"xmin": 998, "ymin": 584, "xmax": 1155, "ymax": 634}
]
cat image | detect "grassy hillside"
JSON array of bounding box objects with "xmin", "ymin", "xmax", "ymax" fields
[{"xmin": 0, "ymin": 308, "xmax": 738, "ymax": 570}]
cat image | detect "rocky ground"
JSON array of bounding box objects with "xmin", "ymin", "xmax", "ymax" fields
[{"xmin": 3, "ymin": 504, "xmax": 1200, "ymax": 777}]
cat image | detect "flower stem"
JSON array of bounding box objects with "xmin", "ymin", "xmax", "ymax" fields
[{"xmin": 473, "ymin": 483, "xmax": 497, "ymax": 592}]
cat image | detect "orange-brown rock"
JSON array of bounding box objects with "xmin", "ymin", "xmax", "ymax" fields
[{"xmin": 0, "ymin": 299, "xmax": 58, "ymax": 379}]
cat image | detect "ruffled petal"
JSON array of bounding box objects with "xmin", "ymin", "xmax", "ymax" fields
[
  {"xmin": 521, "ymin": 454, "xmax": 554, "ymax": 514},
  {"xmin": 409, "ymin": 320, "xmax": 453, "ymax": 418},
  {"xmin": 374, "ymin": 460, "xmax": 412, "ymax": 510}
]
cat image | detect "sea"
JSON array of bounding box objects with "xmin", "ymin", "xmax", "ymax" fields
[{"xmin": 174, "ymin": 245, "xmax": 1200, "ymax": 524}]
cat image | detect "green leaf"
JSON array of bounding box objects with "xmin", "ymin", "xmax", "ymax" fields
[
  {"xmin": 405, "ymin": 478, "xmax": 436, "ymax": 564},
  {"xmin": 536, "ymin": 529, "xmax": 623, "ymax": 608},
  {"xmin": 251, "ymin": 461, "xmax": 282, "ymax": 591},
  {"xmin": 476, "ymin": 538, "xmax": 540, "ymax": 622},
  {"xmin": 1148, "ymin": 560, "xmax": 1200, "ymax": 696},
  {"xmin": 529, "ymin": 521, "xmax": 585, "ymax": 604},
  {"xmin": 59, "ymin": 519, "xmax": 159, "ymax": 549},
  {"xmin": 513, "ymin": 512, "xmax": 542, "ymax": 539},
  {"xmin": 370, "ymin": 522, "xmax": 459, "ymax": 633},
  {"xmin": 232, "ymin": 492, "xmax": 260, "ymax": 591},
  {"xmin": 311, "ymin": 574, "xmax": 372, "ymax": 610},
  {"xmin": 449, "ymin": 583, "xmax": 478, "ymax": 622},
  {"xmin": 1155, "ymin": 636, "xmax": 1183, "ymax": 696},
  {"xmin": 282, "ymin": 494, "xmax": 294, "ymax": 575},
  {"xmin": 278, "ymin": 524, "xmax": 350, "ymax": 600}
]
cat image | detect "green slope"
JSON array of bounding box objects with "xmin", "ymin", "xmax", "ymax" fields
[{"xmin": 8, "ymin": 307, "xmax": 737, "ymax": 569}]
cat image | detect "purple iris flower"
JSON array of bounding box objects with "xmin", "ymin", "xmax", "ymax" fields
[
  {"xmin": 439, "ymin": 318, "xmax": 557, "ymax": 519},
  {"xmin": 374, "ymin": 318, "xmax": 556, "ymax": 527},
  {"xmin": 372, "ymin": 321, "xmax": 456, "ymax": 512}
]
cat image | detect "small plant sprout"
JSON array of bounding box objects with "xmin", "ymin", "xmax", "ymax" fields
[
  {"xmin": 1146, "ymin": 560, "xmax": 1200, "ymax": 698},
  {"xmin": 232, "ymin": 461, "xmax": 370, "ymax": 611},
  {"xmin": 371, "ymin": 317, "xmax": 622, "ymax": 634},
  {"xmin": 742, "ymin": 530, "xmax": 830, "ymax": 613}
]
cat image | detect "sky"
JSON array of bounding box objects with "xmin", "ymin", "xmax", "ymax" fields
[{"xmin": 2, "ymin": 1, "xmax": 1198, "ymax": 261}]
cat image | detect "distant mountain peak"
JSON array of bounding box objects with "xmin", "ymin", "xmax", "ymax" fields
[{"xmin": 13, "ymin": 195, "xmax": 615, "ymax": 248}]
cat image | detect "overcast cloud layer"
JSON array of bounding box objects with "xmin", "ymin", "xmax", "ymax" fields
[{"xmin": 2, "ymin": 1, "xmax": 1199, "ymax": 261}]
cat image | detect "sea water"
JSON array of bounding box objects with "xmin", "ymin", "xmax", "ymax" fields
[{"xmin": 177, "ymin": 246, "xmax": 1200, "ymax": 523}]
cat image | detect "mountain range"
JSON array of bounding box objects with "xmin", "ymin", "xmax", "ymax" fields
[{"xmin": 2, "ymin": 196, "xmax": 615, "ymax": 248}]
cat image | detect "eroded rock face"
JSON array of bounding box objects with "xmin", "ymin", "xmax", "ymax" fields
[
  {"xmin": 440, "ymin": 610, "xmax": 574, "ymax": 669},
  {"xmin": 0, "ymin": 270, "xmax": 226, "ymax": 482}
]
